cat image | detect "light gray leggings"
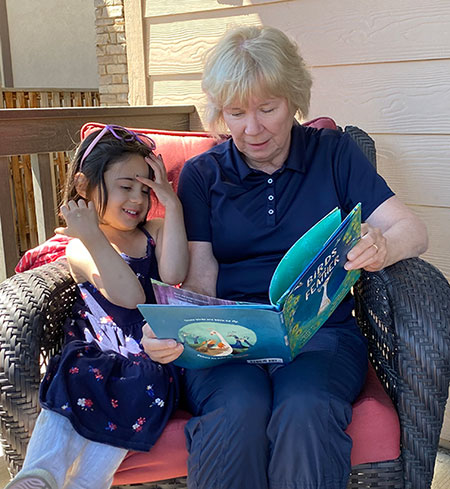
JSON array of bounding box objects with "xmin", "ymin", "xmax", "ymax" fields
[{"xmin": 19, "ymin": 409, "xmax": 127, "ymax": 489}]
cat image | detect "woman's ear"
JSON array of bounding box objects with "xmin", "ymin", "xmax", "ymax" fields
[{"xmin": 74, "ymin": 172, "xmax": 89, "ymax": 198}]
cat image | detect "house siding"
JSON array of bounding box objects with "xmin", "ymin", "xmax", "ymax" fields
[{"xmin": 124, "ymin": 0, "xmax": 450, "ymax": 443}]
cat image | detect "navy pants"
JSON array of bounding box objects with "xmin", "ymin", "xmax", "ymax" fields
[{"xmin": 183, "ymin": 327, "xmax": 368, "ymax": 489}]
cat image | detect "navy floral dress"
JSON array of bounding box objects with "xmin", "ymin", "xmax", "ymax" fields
[{"xmin": 40, "ymin": 228, "xmax": 181, "ymax": 452}]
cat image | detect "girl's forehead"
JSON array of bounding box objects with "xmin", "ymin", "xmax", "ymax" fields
[{"xmin": 107, "ymin": 154, "xmax": 148, "ymax": 177}]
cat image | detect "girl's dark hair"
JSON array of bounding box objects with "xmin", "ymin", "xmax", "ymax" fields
[{"xmin": 63, "ymin": 127, "xmax": 155, "ymax": 218}]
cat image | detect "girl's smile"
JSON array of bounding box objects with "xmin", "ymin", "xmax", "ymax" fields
[{"xmin": 98, "ymin": 154, "xmax": 151, "ymax": 231}]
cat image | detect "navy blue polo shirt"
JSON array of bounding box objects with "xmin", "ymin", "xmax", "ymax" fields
[{"xmin": 178, "ymin": 124, "xmax": 394, "ymax": 314}]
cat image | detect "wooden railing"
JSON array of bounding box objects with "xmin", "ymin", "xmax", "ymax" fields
[
  {"xmin": 1, "ymin": 88, "xmax": 100, "ymax": 109},
  {"xmin": 0, "ymin": 105, "xmax": 196, "ymax": 281},
  {"xmin": 1, "ymin": 88, "xmax": 101, "ymax": 260}
]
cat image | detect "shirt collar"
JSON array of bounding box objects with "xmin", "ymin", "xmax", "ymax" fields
[{"xmin": 230, "ymin": 123, "xmax": 308, "ymax": 181}]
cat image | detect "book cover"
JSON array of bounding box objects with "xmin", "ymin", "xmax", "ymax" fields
[{"xmin": 139, "ymin": 203, "xmax": 361, "ymax": 369}]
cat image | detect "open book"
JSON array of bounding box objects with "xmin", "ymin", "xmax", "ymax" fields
[{"xmin": 138, "ymin": 203, "xmax": 361, "ymax": 369}]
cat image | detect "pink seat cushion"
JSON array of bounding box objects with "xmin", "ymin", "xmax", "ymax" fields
[
  {"xmin": 113, "ymin": 411, "xmax": 191, "ymax": 485},
  {"xmin": 348, "ymin": 363, "xmax": 400, "ymax": 466},
  {"xmin": 113, "ymin": 364, "xmax": 400, "ymax": 485}
]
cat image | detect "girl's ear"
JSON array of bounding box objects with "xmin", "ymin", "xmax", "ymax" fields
[{"xmin": 74, "ymin": 172, "xmax": 89, "ymax": 198}]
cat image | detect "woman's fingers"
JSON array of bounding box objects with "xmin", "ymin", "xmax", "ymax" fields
[{"xmin": 345, "ymin": 223, "xmax": 387, "ymax": 271}]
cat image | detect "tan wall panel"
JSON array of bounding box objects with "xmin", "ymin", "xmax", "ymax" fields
[
  {"xmin": 442, "ymin": 393, "xmax": 450, "ymax": 444},
  {"xmin": 147, "ymin": 14, "xmax": 262, "ymax": 76},
  {"xmin": 145, "ymin": 0, "xmax": 288, "ymax": 18},
  {"xmin": 411, "ymin": 205, "xmax": 450, "ymax": 282},
  {"xmin": 374, "ymin": 135, "xmax": 450, "ymax": 208},
  {"xmin": 309, "ymin": 60, "xmax": 450, "ymax": 134},
  {"xmin": 152, "ymin": 79, "xmax": 205, "ymax": 106},
  {"xmin": 6, "ymin": 0, "xmax": 98, "ymax": 89},
  {"xmin": 144, "ymin": 0, "xmax": 450, "ymax": 75},
  {"xmin": 152, "ymin": 79, "xmax": 206, "ymax": 130},
  {"xmin": 282, "ymin": 0, "xmax": 450, "ymax": 66}
]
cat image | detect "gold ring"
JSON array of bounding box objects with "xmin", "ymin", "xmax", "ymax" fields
[{"xmin": 372, "ymin": 243, "xmax": 379, "ymax": 252}]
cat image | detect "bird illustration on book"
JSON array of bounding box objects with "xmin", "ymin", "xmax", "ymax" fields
[
  {"xmin": 195, "ymin": 330, "xmax": 233, "ymax": 356},
  {"xmin": 317, "ymin": 275, "xmax": 332, "ymax": 315},
  {"xmin": 228, "ymin": 334, "xmax": 254, "ymax": 351}
]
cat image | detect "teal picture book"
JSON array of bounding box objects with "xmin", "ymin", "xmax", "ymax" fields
[{"xmin": 138, "ymin": 203, "xmax": 361, "ymax": 369}]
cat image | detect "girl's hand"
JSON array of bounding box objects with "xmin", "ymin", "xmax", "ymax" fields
[
  {"xmin": 55, "ymin": 200, "xmax": 100, "ymax": 241},
  {"xmin": 141, "ymin": 324, "xmax": 184, "ymax": 363},
  {"xmin": 136, "ymin": 154, "xmax": 180, "ymax": 209},
  {"xmin": 345, "ymin": 223, "xmax": 388, "ymax": 272}
]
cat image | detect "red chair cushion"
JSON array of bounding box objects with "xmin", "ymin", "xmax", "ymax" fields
[
  {"xmin": 347, "ymin": 363, "xmax": 400, "ymax": 466},
  {"xmin": 80, "ymin": 118, "xmax": 400, "ymax": 484},
  {"xmin": 113, "ymin": 364, "xmax": 400, "ymax": 485}
]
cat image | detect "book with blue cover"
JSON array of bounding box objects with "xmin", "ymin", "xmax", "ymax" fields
[{"xmin": 138, "ymin": 203, "xmax": 361, "ymax": 369}]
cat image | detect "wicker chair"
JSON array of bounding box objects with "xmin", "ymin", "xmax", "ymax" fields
[{"xmin": 0, "ymin": 127, "xmax": 449, "ymax": 489}]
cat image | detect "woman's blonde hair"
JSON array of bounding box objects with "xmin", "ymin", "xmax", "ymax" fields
[{"xmin": 202, "ymin": 25, "xmax": 313, "ymax": 132}]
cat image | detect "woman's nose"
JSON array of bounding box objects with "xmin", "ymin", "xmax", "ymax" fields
[{"xmin": 244, "ymin": 114, "xmax": 263, "ymax": 135}]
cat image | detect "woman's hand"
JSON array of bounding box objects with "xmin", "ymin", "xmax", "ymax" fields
[
  {"xmin": 136, "ymin": 154, "xmax": 180, "ymax": 209},
  {"xmin": 141, "ymin": 324, "xmax": 184, "ymax": 364},
  {"xmin": 345, "ymin": 223, "xmax": 388, "ymax": 272},
  {"xmin": 55, "ymin": 199, "xmax": 101, "ymax": 242}
]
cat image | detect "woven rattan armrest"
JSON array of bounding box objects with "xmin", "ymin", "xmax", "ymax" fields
[
  {"xmin": 354, "ymin": 257, "xmax": 450, "ymax": 489},
  {"xmin": 0, "ymin": 260, "xmax": 75, "ymax": 473}
]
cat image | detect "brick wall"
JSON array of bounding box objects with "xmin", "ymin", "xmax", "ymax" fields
[{"xmin": 94, "ymin": 0, "xmax": 129, "ymax": 106}]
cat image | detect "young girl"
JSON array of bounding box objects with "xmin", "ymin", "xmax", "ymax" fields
[{"xmin": 6, "ymin": 125, "xmax": 189, "ymax": 489}]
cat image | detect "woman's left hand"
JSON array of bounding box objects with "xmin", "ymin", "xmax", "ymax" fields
[
  {"xmin": 136, "ymin": 154, "xmax": 180, "ymax": 209},
  {"xmin": 345, "ymin": 223, "xmax": 388, "ymax": 272}
]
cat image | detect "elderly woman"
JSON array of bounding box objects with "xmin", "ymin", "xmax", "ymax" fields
[{"xmin": 143, "ymin": 26, "xmax": 428, "ymax": 489}]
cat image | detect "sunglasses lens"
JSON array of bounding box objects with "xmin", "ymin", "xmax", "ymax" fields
[{"xmin": 137, "ymin": 134, "xmax": 156, "ymax": 150}]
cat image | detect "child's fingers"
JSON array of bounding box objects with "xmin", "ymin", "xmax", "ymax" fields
[
  {"xmin": 142, "ymin": 323, "xmax": 155, "ymax": 337},
  {"xmin": 76, "ymin": 199, "xmax": 88, "ymax": 209},
  {"xmin": 146, "ymin": 152, "xmax": 164, "ymax": 165},
  {"xmin": 145, "ymin": 155, "xmax": 167, "ymax": 181},
  {"xmin": 151, "ymin": 345, "xmax": 184, "ymax": 364},
  {"xmin": 135, "ymin": 176, "xmax": 157, "ymax": 197},
  {"xmin": 54, "ymin": 227, "xmax": 67, "ymax": 235},
  {"xmin": 141, "ymin": 323, "xmax": 183, "ymax": 362},
  {"xmin": 67, "ymin": 200, "xmax": 80, "ymax": 211}
]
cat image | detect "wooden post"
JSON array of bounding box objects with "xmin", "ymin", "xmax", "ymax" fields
[
  {"xmin": 0, "ymin": 0, "xmax": 13, "ymax": 87},
  {"xmin": 0, "ymin": 156, "xmax": 19, "ymax": 280},
  {"xmin": 124, "ymin": 0, "xmax": 148, "ymax": 105},
  {"xmin": 30, "ymin": 153, "xmax": 58, "ymax": 244}
]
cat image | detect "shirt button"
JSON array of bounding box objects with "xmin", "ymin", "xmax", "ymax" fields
[
  {"xmin": 268, "ymin": 209, "xmax": 274, "ymax": 215},
  {"xmin": 268, "ymin": 195, "xmax": 274, "ymax": 201},
  {"xmin": 267, "ymin": 178, "xmax": 273, "ymax": 184}
]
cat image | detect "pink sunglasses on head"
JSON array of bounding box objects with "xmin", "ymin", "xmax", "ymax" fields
[{"xmin": 80, "ymin": 124, "xmax": 156, "ymax": 169}]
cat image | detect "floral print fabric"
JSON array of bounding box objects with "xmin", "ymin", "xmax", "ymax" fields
[{"xmin": 39, "ymin": 228, "xmax": 181, "ymax": 451}]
